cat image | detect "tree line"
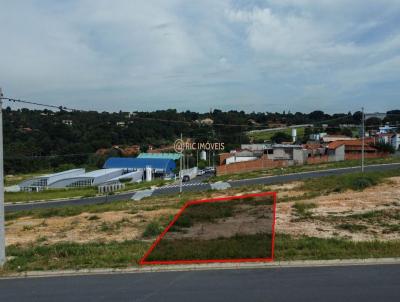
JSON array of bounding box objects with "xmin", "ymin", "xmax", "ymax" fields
[{"xmin": 3, "ymin": 107, "xmax": 399, "ymax": 174}]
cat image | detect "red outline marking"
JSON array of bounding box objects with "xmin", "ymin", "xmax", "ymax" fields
[{"xmin": 139, "ymin": 192, "xmax": 277, "ymax": 265}]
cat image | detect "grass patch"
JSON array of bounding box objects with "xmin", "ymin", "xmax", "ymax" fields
[
  {"xmin": 2, "ymin": 241, "xmax": 150, "ymax": 273},
  {"xmin": 1, "ymin": 234, "xmax": 400, "ymax": 274},
  {"xmin": 146, "ymin": 233, "xmax": 272, "ymax": 261},
  {"xmin": 292, "ymin": 202, "xmax": 317, "ymax": 220},
  {"xmin": 5, "ymin": 187, "xmax": 97, "ymax": 203},
  {"xmin": 336, "ymin": 223, "xmax": 368, "ymax": 233},
  {"xmin": 299, "ymin": 169, "xmax": 400, "ymax": 194},
  {"xmin": 248, "ymin": 127, "xmax": 305, "ymax": 142},
  {"xmin": 5, "ymin": 179, "xmax": 172, "ymax": 204},
  {"xmin": 274, "ymin": 234, "xmax": 400, "ymax": 260}
]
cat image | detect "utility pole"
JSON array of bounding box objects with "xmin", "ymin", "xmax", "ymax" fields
[
  {"xmin": 0, "ymin": 87, "xmax": 5, "ymax": 266},
  {"xmin": 361, "ymin": 107, "xmax": 365, "ymax": 173},
  {"xmin": 179, "ymin": 133, "xmax": 183, "ymax": 194}
]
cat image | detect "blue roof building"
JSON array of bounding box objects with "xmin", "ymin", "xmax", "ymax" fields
[
  {"xmin": 103, "ymin": 157, "xmax": 176, "ymax": 173},
  {"xmin": 137, "ymin": 153, "xmax": 181, "ymax": 160}
]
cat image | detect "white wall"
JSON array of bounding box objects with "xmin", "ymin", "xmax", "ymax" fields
[{"xmin": 226, "ymin": 156, "xmax": 257, "ymax": 165}]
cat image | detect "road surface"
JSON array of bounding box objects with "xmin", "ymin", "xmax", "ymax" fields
[
  {"xmin": 1, "ymin": 264, "xmax": 399, "ymax": 301},
  {"xmin": 5, "ymin": 163, "xmax": 400, "ymax": 212}
]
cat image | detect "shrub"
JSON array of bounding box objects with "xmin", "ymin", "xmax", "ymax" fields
[
  {"xmin": 292, "ymin": 202, "xmax": 317, "ymax": 219},
  {"xmin": 142, "ymin": 221, "xmax": 163, "ymax": 238},
  {"xmin": 351, "ymin": 177, "xmax": 375, "ymax": 190}
]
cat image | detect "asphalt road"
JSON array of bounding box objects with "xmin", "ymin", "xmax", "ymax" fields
[
  {"xmin": 5, "ymin": 163, "xmax": 400, "ymax": 212},
  {"xmin": 1, "ymin": 264, "xmax": 399, "ymax": 301}
]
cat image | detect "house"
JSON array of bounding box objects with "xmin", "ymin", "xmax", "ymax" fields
[
  {"xmin": 379, "ymin": 125, "xmax": 397, "ymax": 134},
  {"xmin": 309, "ymin": 132, "xmax": 327, "ymax": 141},
  {"xmin": 62, "ymin": 120, "xmax": 73, "ymax": 126},
  {"xmin": 225, "ymin": 150, "xmax": 260, "ymax": 165},
  {"xmin": 377, "ymin": 133, "xmax": 393, "ymax": 145},
  {"xmin": 116, "ymin": 121, "xmax": 126, "ymax": 127},
  {"xmin": 241, "ymin": 144, "xmax": 307, "ymax": 164},
  {"xmin": 327, "ymin": 139, "xmax": 383, "ymax": 161}
]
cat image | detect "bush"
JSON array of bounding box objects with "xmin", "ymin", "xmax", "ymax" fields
[
  {"xmin": 351, "ymin": 177, "xmax": 375, "ymax": 190},
  {"xmin": 142, "ymin": 221, "xmax": 163, "ymax": 238},
  {"xmin": 292, "ymin": 202, "xmax": 317, "ymax": 219},
  {"xmin": 373, "ymin": 142, "xmax": 395, "ymax": 154}
]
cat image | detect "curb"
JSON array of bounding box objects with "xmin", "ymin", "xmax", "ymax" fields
[{"xmin": 1, "ymin": 258, "xmax": 400, "ymax": 280}]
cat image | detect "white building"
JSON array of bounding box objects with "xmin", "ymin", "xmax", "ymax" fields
[
  {"xmin": 19, "ymin": 169, "xmax": 85, "ymax": 191},
  {"xmin": 19, "ymin": 168, "xmax": 129, "ymax": 190},
  {"xmin": 48, "ymin": 169, "xmax": 124, "ymax": 188}
]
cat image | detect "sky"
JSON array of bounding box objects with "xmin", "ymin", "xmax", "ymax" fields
[{"xmin": 1, "ymin": 0, "xmax": 400, "ymax": 113}]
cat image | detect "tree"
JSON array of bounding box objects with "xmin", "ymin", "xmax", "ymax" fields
[
  {"xmin": 373, "ymin": 142, "xmax": 395, "ymax": 154},
  {"xmin": 271, "ymin": 132, "xmax": 292, "ymax": 143}
]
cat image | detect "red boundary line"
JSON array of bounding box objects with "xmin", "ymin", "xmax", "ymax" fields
[{"xmin": 139, "ymin": 191, "xmax": 277, "ymax": 265}]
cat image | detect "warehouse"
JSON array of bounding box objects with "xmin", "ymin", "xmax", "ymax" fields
[
  {"xmin": 48, "ymin": 169, "xmax": 124, "ymax": 188},
  {"xmin": 137, "ymin": 153, "xmax": 181, "ymax": 160}
]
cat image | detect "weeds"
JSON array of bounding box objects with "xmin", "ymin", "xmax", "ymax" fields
[
  {"xmin": 292, "ymin": 202, "xmax": 317, "ymax": 220},
  {"xmin": 142, "ymin": 221, "xmax": 163, "ymax": 238}
]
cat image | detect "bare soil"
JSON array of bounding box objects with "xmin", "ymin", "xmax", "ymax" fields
[
  {"xmin": 6, "ymin": 177, "xmax": 400, "ymax": 246},
  {"xmin": 164, "ymin": 204, "xmax": 273, "ymax": 240},
  {"xmin": 5, "ymin": 208, "xmax": 176, "ymax": 246},
  {"xmin": 276, "ymin": 177, "xmax": 400, "ymax": 241}
]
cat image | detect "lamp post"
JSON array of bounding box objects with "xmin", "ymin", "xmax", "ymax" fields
[
  {"xmin": 0, "ymin": 87, "xmax": 6, "ymax": 266},
  {"xmin": 361, "ymin": 107, "xmax": 365, "ymax": 173}
]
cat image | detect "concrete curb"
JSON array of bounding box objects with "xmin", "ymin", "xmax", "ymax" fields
[{"xmin": 1, "ymin": 258, "xmax": 400, "ymax": 280}]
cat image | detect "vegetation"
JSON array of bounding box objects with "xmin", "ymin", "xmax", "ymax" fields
[
  {"xmin": 142, "ymin": 221, "xmax": 164, "ymax": 238},
  {"xmin": 298, "ymin": 169, "xmax": 400, "ymax": 194},
  {"xmin": 2, "ymin": 241, "xmax": 150, "ymax": 272},
  {"xmin": 292, "ymin": 202, "xmax": 317, "ymax": 220},
  {"xmin": 248, "ymin": 127, "xmax": 305, "ymax": 143},
  {"xmin": 7, "ymin": 107, "xmax": 400, "ymax": 174},
  {"xmin": 374, "ymin": 142, "xmax": 396, "ymax": 154},
  {"xmin": 274, "ymin": 234, "xmax": 400, "ymax": 260},
  {"xmin": 2, "ymin": 234, "xmax": 400, "ymax": 274},
  {"xmin": 145, "ymin": 233, "xmax": 273, "ymax": 262}
]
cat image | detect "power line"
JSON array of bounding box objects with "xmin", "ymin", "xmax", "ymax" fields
[
  {"xmin": 1, "ymin": 96, "xmax": 400, "ymax": 130},
  {"xmin": 0, "ymin": 97, "xmax": 75, "ymax": 111}
]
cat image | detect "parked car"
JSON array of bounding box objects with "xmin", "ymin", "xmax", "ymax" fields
[
  {"xmin": 204, "ymin": 167, "xmax": 216, "ymax": 173},
  {"xmin": 197, "ymin": 169, "xmax": 205, "ymax": 176},
  {"xmin": 182, "ymin": 175, "xmax": 190, "ymax": 182}
]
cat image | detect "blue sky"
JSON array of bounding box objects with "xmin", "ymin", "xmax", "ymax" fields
[{"xmin": 1, "ymin": 0, "xmax": 400, "ymax": 113}]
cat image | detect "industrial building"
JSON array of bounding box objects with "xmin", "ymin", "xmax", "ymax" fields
[
  {"xmin": 48, "ymin": 169, "xmax": 124, "ymax": 189},
  {"xmin": 19, "ymin": 169, "xmax": 85, "ymax": 191},
  {"xmin": 137, "ymin": 153, "xmax": 181, "ymax": 160},
  {"xmin": 18, "ymin": 156, "xmax": 178, "ymax": 192}
]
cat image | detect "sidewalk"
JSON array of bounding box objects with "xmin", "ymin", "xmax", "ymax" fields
[{"xmin": 2, "ymin": 257, "xmax": 399, "ymax": 279}]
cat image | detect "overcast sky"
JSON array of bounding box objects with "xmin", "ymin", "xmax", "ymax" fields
[{"xmin": 1, "ymin": 0, "xmax": 400, "ymax": 113}]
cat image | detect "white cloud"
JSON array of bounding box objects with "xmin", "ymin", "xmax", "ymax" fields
[{"xmin": 0, "ymin": 0, "xmax": 400, "ymax": 112}]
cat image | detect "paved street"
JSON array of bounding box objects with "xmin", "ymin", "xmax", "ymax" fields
[
  {"xmin": 5, "ymin": 163, "xmax": 400, "ymax": 212},
  {"xmin": 1, "ymin": 264, "xmax": 399, "ymax": 301}
]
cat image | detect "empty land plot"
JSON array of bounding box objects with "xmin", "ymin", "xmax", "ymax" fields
[{"xmin": 142, "ymin": 193, "xmax": 276, "ymax": 264}]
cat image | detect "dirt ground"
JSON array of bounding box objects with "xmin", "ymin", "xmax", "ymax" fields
[
  {"xmin": 5, "ymin": 208, "xmax": 176, "ymax": 246},
  {"xmin": 276, "ymin": 177, "xmax": 400, "ymax": 241},
  {"xmin": 5, "ymin": 177, "xmax": 400, "ymax": 246},
  {"xmin": 164, "ymin": 204, "xmax": 273, "ymax": 240}
]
